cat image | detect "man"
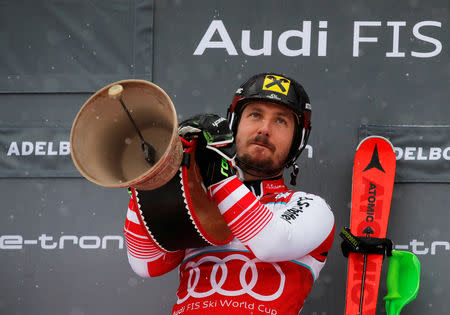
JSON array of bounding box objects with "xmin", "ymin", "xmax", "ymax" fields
[{"xmin": 123, "ymin": 73, "xmax": 335, "ymax": 314}]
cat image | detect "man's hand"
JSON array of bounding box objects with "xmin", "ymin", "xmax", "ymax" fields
[
  {"xmin": 178, "ymin": 114, "xmax": 235, "ymax": 160},
  {"xmin": 179, "ymin": 114, "xmax": 236, "ymax": 188}
]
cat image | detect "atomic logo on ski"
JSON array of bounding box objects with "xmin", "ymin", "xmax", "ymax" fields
[
  {"xmin": 363, "ymin": 144, "xmax": 385, "ymax": 173},
  {"xmin": 362, "ymin": 226, "xmax": 374, "ymax": 235},
  {"xmin": 358, "ymin": 176, "xmax": 385, "ymax": 237}
]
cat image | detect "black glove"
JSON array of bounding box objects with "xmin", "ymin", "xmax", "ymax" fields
[{"xmin": 179, "ymin": 114, "xmax": 236, "ymax": 188}]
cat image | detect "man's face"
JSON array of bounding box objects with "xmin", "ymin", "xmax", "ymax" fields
[{"xmin": 235, "ymin": 101, "xmax": 295, "ymax": 174}]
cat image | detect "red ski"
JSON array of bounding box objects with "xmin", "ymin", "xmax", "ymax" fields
[{"xmin": 344, "ymin": 136, "xmax": 396, "ymax": 315}]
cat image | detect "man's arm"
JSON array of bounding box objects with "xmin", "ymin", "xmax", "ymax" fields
[
  {"xmin": 209, "ymin": 176, "xmax": 335, "ymax": 262},
  {"xmin": 179, "ymin": 113, "xmax": 334, "ymax": 262},
  {"xmin": 123, "ymin": 191, "xmax": 184, "ymax": 277}
]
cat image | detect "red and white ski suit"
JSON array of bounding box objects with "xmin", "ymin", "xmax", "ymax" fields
[{"xmin": 124, "ymin": 175, "xmax": 335, "ymax": 315}]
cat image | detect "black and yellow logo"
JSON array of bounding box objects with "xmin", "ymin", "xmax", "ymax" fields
[{"xmin": 262, "ymin": 75, "xmax": 291, "ymax": 95}]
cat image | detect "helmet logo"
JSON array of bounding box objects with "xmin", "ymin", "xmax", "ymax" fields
[
  {"xmin": 266, "ymin": 93, "xmax": 282, "ymax": 101},
  {"xmin": 262, "ymin": 75, "xmax": 290, "ymax": 95}
]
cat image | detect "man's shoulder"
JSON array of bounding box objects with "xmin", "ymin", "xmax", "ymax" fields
[
  {"xmin": 263, "ymin": 189, "xmax": 332, "ymax": 211},
  {"xmin": 284, "ymin": 190, "xmax": 333, "ymax": 213},
  {"xmin": 284, "ymin": 189, "xmax": 328, "ymax": 202}
]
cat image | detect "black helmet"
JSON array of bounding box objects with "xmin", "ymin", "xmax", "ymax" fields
[{"xmin": 227, "ymin": 72, "xmax": 311, "ymax": 168}]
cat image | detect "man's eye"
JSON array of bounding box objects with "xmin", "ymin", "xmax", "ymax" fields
[
  {"xmin": 277, "ymin": 118, "xmax": 287, "ymax": 125},
  {"xmin": 250, "ymin": 112, "xmax": 260, "ymax": 118}
]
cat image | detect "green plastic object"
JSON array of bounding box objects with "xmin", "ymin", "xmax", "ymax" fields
[{"xmin": 384, "ymin": 250, "xmax": 421, "ymax": 315}]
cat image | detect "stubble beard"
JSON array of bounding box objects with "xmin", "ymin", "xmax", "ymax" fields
[
  {"xmin": 236, "ymin": 134, "xmax": 286, "ymax": 178},
  {"xmin": 236, "ymin": 148, "xmax": 286, "ymax": 179},
  {"xmin": 238, "ymin": 152, "xmax": 276, "ymax": 170}
]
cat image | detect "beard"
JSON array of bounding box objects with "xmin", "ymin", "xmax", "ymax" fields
[
  {"xmin": 238, "ymin": 152, "xmax": 276, "ymax": 170},
  {"xmin": 236, "ymin": 152, "xmax": 283, "ymax": 179},
  {"xmin": 236, "ymin": 134, "xmax": 287, "ymax": 178},
  {"xmin": 238, "ymin": 134, "xmax": 278, "ymax": 168},
  {"xmin": 237, "ymin": 137, "xmax": 281, "ymax": 177}
]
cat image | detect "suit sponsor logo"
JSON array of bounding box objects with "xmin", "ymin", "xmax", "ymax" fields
[
  {"xmin": 176, "ymin": 254, "xmax": 285, "ymax": 304},
  {"xmin": 280, "ymin": 196, "xmax": 313, "ymax": 224}
]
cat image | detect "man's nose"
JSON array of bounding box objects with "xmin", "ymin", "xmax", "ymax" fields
[{"xmin": 257, "ymin": 119, "xmax": 271, "ymax": 137}]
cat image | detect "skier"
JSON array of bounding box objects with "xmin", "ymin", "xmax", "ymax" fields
[{"xmin": 123, "ymin": 73, "xmax": 335, "ymax": 314}]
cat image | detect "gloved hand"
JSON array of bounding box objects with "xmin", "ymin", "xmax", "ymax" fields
[{"xmin": 179, "ymin": 114, "xmax": 236, "ymax": 188}]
